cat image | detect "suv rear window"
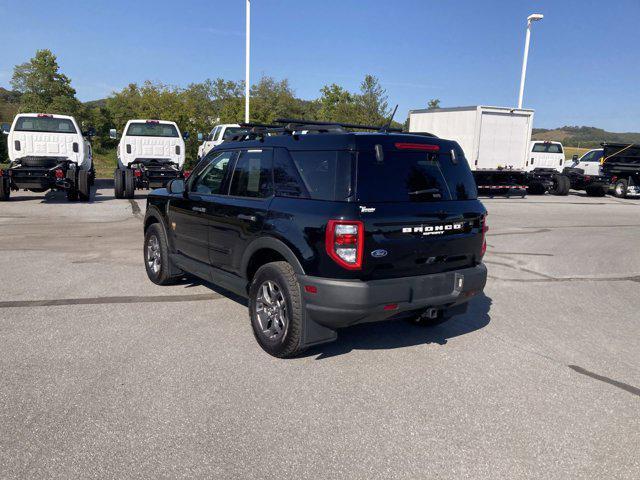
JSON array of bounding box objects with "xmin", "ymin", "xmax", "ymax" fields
[
  {"xmin": 126, "ymin": 122, "xmax": 179, "ymax": 138},
  {"xmin": 532, "ymin": 143, "xmax": 563, "ymax": 153},
  {"xmin": 14, "ymin": 116, "xmax": 76, "ymax": 134},
  {"xmin": 356, "ymin": 149, "xmax": 477, "ymax": 202}
]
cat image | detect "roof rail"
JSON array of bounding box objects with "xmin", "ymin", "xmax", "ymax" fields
[{"xmin": 275, "ymin": 118, "xmax": 403, "ymax": 133}]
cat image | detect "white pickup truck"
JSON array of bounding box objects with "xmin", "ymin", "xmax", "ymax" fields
[
  {"xmin": 528, "ymin": 141, "xmax": 565, "ymax": 172},
  {"xmin": 197, "ymin": 124, "xmax": 247, "ymax": 159},
  {"xmin": 1, "ymin": 113, "xmax": 94, "ymax": 201},
  {"xmin": 111, "ymin": 119, "xmax": 186, "ymax": 199}
]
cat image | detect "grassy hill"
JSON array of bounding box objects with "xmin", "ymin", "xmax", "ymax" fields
[{"xmin": 532, "ymin": 126, "xmax": 640, "ymax": 149}]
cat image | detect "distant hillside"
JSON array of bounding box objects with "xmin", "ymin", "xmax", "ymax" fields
[
  {"xmin": 84, "ymin": 98, "xmax": 107, "ymax": 108},
  {"xmin": 532, "ymin": 126, "xmax": 640, "ymax": 148}
]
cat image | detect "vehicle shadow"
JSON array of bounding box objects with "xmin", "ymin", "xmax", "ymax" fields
[
  {"xmin": 172, "ymin": 275, "xmax": 492, "ymax": 360},
  {"xmin": 306, "ymin": 294, "xmax": 493, "ymax": 360}
]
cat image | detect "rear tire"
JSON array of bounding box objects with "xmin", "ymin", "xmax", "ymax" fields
[
  {"xmin": 550, "ymin": 175, "xmax": 570, "ymax": 196},
  {"xmin": 613, "ymin": 179, "xmax": 628, "ymax": 198},
  {"xmin": 586, "ymin": 184, "xmax": 606, "ymax": 197},
  {"xmin": 0, "ymin": 178, "xmax": 10, "ymax": 201},
  {"xmin": 124, "ymin": 168, "xmax": 135, "ymax": 198},
  {"xmin": 114, "ymin": 169, "xmax": 124, "ymax": 199},
  {"xmin": 249, "ymin": 261, "xmax": 305, "ymax": 358},
  {"xmin": 144, "ymin": 223, "xmax": 181, "ymax": 285},
  {"xmin": 66, "ymin": 185, "xmax": 79, "ymax": 202},
  {"xmin": 78, "ymin": 170, "xmax": 90, "ymax": 201}
]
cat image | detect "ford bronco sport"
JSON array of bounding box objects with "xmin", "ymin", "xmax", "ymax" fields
[{"xmin": 142, "ymin": 119, "xmax": 488, "ymax": 357}]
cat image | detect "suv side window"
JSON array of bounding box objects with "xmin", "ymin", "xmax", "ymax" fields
[
  {"xmin": 229, "ymin": 149, "xmax": 273, "ymax": 198},
  {"xmin": 273, "ymin": 148, "xmax": 308, "ymax": 198},
  {"xmin": 191, "ymin": 150, "xmax": 235, "ymax": 195}
]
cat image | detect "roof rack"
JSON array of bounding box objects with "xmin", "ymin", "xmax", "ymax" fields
[{"xmin": 275, "ymin": 118, "xmax": 403, "ymax": 133}]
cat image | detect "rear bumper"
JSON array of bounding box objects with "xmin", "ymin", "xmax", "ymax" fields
[
  {"xmin": 299, "ymin": 264, "xmax": 487, "ymax": 329},
  {"xmin": 3, "ymin": 167, "xmax": 70, "ymax": 190}
]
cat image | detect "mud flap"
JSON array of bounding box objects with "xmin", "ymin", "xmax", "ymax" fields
[{"xmin": 301, "ymin": 311, "xmax": 338, "ymax": 349}]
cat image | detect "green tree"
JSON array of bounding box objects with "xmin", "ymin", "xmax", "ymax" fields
[
  {"xmin": 427, "ymin": 98, "xmax": 441, "ymax": 109},
  {"xmin": 355, "ymin": 74, "xmax": 390, "ymax": 125},
  {"xmin": 11, "ymin": 49, "xmax": 82, "ymax": 116}
]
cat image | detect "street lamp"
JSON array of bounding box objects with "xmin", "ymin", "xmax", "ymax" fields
[
  {"xmin": 245, "ymin": 0, "xmax": 250, "ymax": 123},
  {"xmin": 517, "ymin": 13, "xmax": 544, "ymax": 109}
]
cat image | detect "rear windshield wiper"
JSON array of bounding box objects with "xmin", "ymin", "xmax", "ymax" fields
[{"xmin": 408, "ymin": 188, "xmax": 441, "ymax": 195}]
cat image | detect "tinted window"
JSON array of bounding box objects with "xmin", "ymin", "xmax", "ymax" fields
[
  {"xmin": 191, "ymin": 151, "xmax": 235, "ymax": 195},
  {"xmin": 273, "ymin": 148, "xmax": 308, "ymax": 198},
  {"xmin": 289, "ymin": 150, "xmax": 353, "ymax": 201},
  {"xmin": 590, "ymin": 150, "xmax": 604, "ymax": 162},
  {"xmin": 222, "ymin": 127, "xmax": 249, "ymax": 140},
  {"xmin": 15, "ymin": 116, "xmax": 76, "ymax": 134},
  {"xmin": 126, "ymin": 122, "xmax": 179, "ymax": 138},
  {"xmin": 229, "ymin": 149, "xmax": 273, "ymax": 198},
  {"xmin": 532, "ymin": 143, "xmax": 563, "ymax": 153},
  {"xmin": 356, "ymin": 148, "xmax": 477, "ymax": 202},
  {"xmin": 579, "ymin": 151, "xmax": 594, "ymax": 162}
]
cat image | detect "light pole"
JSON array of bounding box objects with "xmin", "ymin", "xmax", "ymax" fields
[
  {"xmin": 517, "ymin": 13, "xmax": 544, "ymax": 109},
  {"xmin": 245, "ymin": 0, "xmax": 250, "ymax": 123}
]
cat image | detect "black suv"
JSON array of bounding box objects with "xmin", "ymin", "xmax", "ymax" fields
[{"xmin": 143, "ymin": 120, "xmax": 488, "ymax": 357}]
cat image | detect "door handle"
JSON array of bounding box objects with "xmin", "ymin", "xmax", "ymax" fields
[
  {"xmin": 192, "ymin": 206, "xmax": 206, "ymax": 213},
  {"xmin": 237, "ymin": 214, "xmax": 257, "ymax": 222}
]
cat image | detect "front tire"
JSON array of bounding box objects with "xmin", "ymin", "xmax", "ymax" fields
[
  {"xmin": 613, "ymin": 179, "xmax": 628, "ymax": 198},
  {"xmin": 144, "ymin": 223, "xmax": 181, "ymax": 285},
  {"xmin": 586, "ymin": 184, "xmax": 606, "ymax": 197},
  {"xmin": 249, "ymin": 261, "xmax": 305, "ymax": 358}
]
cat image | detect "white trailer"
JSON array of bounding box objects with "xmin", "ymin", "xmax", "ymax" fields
[{"xmin": 408, "ymin": 106, "xmax": 570, "ymax": 196}]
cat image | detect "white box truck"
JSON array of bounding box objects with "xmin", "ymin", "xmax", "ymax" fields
[{"xmin": 408, "ymin": 106, "xmax": 570, "ymax": 196}]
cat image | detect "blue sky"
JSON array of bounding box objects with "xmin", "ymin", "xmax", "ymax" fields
[{"xmin": 1, "ymin": 0, "xmax": 638, "ymax": 131}]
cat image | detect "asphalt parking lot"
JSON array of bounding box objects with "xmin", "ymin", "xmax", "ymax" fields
[{"xmin": 0, "ymin": 184, "xmax": 638, "ymax": 479}]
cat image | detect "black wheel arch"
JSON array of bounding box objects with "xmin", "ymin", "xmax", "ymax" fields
[
  {"xmin": 144, "ymin": 205, "xmax": 175, "ymax": 252},
  {"xmin": 242, "ymin": 237, "xmax": 306, "ymax": 282}
]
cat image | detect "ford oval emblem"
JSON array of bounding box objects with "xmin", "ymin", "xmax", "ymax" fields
[{"xmin": 371, "ymin": 249, "xmax": 388, "ymax": 258}]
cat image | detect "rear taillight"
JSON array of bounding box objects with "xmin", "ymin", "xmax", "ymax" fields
[
  {"xmin": 325, "ymin": 220, "xmax": 364, "ymax": 270},
  {"xmin": 395, "ymin": 142, "xmax": 439, "ymax": 152},
  {"xmin": 183, "ymin": 170, "xmax": 191, "ymax": 179},
  {"xmin": 480, "ymin": 215, "xmax": 488, "ymax": 258},
  {"xmin": 134, "ymin": 169, "xmax": 142, "ymax": 178},
  {"xmin": 37, "ymin": 114, "xmax": 53, "ymax": 118},
  {"xmin": 55, "ymin": 169, "xmax": 64, "ymax": 179}
]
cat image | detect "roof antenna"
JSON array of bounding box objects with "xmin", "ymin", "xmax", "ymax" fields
[{"xmin": 380, "ymin": 104, "xmax": 398, "ymax": 133}]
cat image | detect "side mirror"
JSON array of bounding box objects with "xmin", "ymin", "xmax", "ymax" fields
[
  {"xmin": 572, "ymin": 154, "xmax": 579, "ymax": 161},
  {"xmin": 167, "ymin": 179, "xmax": 185, "ymax": 194},
  {"xmin": 197, "ymin": 132, "xmax": 203, "ymax": 142},
  {"xmin": 109, "ymin": 128, "xmax": 118, "ymax": 140},
  {"xmin": 1, "ymin": 123, "xmax": 10, "ymax": 135},
  {"xmin": 182, "ymin": 131, "xmax": 190, "ymax": 141}
]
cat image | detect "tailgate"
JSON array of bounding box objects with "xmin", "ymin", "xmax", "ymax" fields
[{"xmin": 359, "ymin": 201, "xmax": 485, "ymax": 280}]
